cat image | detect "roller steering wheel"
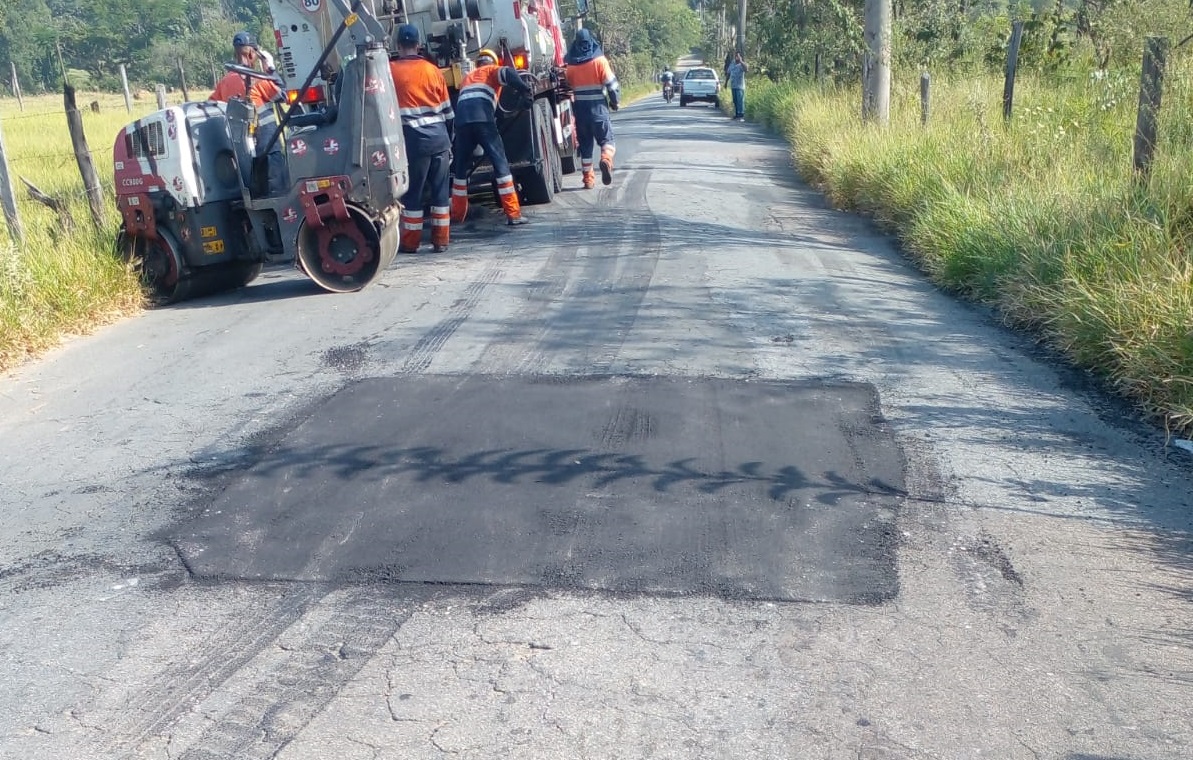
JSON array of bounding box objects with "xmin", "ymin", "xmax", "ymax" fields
[{"xmin": 223, "ymin": 63, "xmax": 284, "ymax": 88}]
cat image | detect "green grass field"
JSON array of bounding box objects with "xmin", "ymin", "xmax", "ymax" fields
[
  {"xmin": 0, "ymin": 90, "xmax": 156, "ymax": 371},
  {"xmin": 744, "ymin": 66, "xmax": 1193, "ymax": 436}
]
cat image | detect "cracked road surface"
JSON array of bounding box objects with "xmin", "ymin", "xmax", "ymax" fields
[{"xmin": 1, "ymin": 94, "xmax": 1191, "ymax": 760}]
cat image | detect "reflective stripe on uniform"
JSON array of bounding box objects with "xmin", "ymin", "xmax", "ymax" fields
[
  {"xmin": 399, "ymin": 102, "xmax": 453, "ymax": 128},
  {"xmin": 496, "ymin": 173, "xmax": 516, "ymax": 196},
  {"xmin": 458, "ymin": 83, "xmax": 496, "ymax": 106},
  {"xmin": 572, "ymin": 85, "xmax": 606, "ymax": 102},
  {"xmin": 400, "ymin": 208, "xmax": 424, "ymax": 232}
]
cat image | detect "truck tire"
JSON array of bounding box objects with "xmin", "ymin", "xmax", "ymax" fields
[
  {"xmin": 519, "ymin": 100, "xmax": 559, "ymax": 205},
  {"xmin": 680, "ymin": 95, "xmax": 689, "ymax": 107}
]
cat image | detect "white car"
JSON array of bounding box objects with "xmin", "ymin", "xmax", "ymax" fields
[{"xmin": 679, "ymin": 67, "xmax": 720, "ymax": 106}]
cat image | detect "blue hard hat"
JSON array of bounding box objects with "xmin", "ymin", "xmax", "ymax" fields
[
  {"xmin": 396, "ymin": 24, "xmax": 420, "ymax": 46},
  {"xmin": 232, "ymin": 31, "xmax": 257, "ymax": 49}
]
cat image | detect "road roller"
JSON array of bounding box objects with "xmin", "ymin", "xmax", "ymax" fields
[{"xmin": 112, "ymin": 4, "xmax": 407, "ymax": 304}]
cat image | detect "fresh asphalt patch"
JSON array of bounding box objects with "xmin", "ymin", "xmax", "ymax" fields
[{"xmin": 169, "ymin": 375, "xmax": 906, "ymax": 603}]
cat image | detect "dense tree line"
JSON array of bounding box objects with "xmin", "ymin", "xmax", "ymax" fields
[
  {"xmin": 698, "ymin": 0, "xmax": 1192, "ymax": 83},
  {"xmin": 582, "ymin": 0, "xmax": 703, "ymax": 82},
  {"xmin": 0, "ymin": 0, "xmax": 699, "ymax": 94},
  {"xmin": 0, "ymin": 1, "xmax": 270, "ymax": 93}
]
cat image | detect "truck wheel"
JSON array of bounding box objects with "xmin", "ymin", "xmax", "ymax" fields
[
  {"xmin": 519, "ymin": 100, "xmax": 558, "ymax": 205},
  {"xmin": 238, "ymin": 262, "xmax": 263, "ymax": 287},
  {"xmin": 550, "ymin": 138, "xmax": 564, "ymax": 194},
  {"xmin": 680, "ymin": 96, "xmax": 688, "ymax": 107}
]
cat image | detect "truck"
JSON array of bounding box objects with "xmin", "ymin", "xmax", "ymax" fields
[{"xmin": 268, "ymin": 0, "xmax": 579, "ymax": 205}]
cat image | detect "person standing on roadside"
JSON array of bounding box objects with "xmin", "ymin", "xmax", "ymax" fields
[
  {"xmin": 727, "ymin": 51, "xmax": 748, "ymax": 121},
  {"xmin": 389, "ymin": 24, "xmax": 454, "ymax": 253}
]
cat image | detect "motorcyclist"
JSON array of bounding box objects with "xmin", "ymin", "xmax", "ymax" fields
[{"xmin": 660, "ymin": 68, "xmax": 675, "ymax": 101}]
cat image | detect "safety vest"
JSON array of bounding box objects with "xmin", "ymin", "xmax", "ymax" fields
[
  {"xmin": 565, "ymin": 55, "xmax": 618, "ymax": 106},
  {"xmin": 389, "ymin": 55, "xmax": 453, "ymax": 153},
  {"xmin": 456, "ymin": 64, "xmax": 514, "ymax": 124}
]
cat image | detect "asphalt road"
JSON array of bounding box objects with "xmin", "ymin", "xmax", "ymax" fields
[{"xmin": 1, "ymin": 92, "xmax": 1191, "ymax": 760}]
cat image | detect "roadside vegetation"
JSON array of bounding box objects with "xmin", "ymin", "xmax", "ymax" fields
[
  {"xmin": 699, "ymin": 0, "xmax": 1193, "ymax": 436},
  {"xmin": 0, "ymin": 92, "xmax": 150, "ymax": 372}
]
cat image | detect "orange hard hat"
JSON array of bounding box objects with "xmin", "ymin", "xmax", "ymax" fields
[{"xmin": 477, "ymin": 49, "xmax": 498, "ymax": 65}]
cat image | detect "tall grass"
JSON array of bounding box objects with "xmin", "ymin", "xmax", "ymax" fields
[
  {"xmin": 0, "ymin": 92, "xmax": 150, "ymax": 372},
  {"xmin": 749, "ymin": 64, "xmax": 1193, "ymax": 434}
]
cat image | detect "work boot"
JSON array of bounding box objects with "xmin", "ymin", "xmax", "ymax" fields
[
  {"xmin": 450, "ymin": 178, "xmax": 469, "ymax": 223},
  {"xmin": 582, "ymin": 170, "xmax": 595, "ymax": 189},
  {"xmin": 599, "ymin": 156, "xmax": 613, "ymax": 186},
  {"xmin": 430, "ymin": 205, "xmax": 450, "ymax": 252},
  {"xmin": 398, "ymin": 209, "xmax": 424, "ymax": 253},
  {"xmin": 507, "ymin": 216, "xmax": 529, "ymax": 226}
]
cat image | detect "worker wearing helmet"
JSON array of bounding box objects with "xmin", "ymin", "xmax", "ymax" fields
[
  {"xmin": 209, "ymin": 31, "xmax": 281, "ymax": 108},
  {"xmin": 389, "ymin": 23, "xmax": 454, "ymax": 253},
  {"xmin": 450, "ymin": 48, "xmax": 534, "ymax": 225},
  {"xmin": 210, "ymin": 31, "xmax": 286, "ymax": 195},
  {"xmin": 563, "ymin": 28, "xmax": 619, "ymax": 189}
]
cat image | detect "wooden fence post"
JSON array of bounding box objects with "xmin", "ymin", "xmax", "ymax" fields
[
  {"xmin": 120, "ymin": 64, "xmax": 133, "ymax": 113},
  {"xmin": 1133, "ymin": 36, "xmax": 1168, "ymax": 180},
  {"xmin": 156, "ymin": 84, "xmax": 167, "ymax": 109},
  {"xmin": 0, "ymin": 114, "xmax": 24, "ymax": 244},
  {"xmin": 920, "ymin": 71, "xmax": 930, "ymax": 125},
  {"xmin": 63, "ymin": 84, "xmax": 105, "ymax": 229},
  {"xmin": 1003, "ymin": 20, "xmax": 1025, "ymax": 122},
  {"xmin": 10, "ymin": 62, "xmax": 23, "ymax": 112},
  {"xmin": 177, "ymin": 58, "xmax": 190, "ymax": 102}
]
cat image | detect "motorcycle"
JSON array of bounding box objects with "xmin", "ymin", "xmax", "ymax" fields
[{"xmin": 663, "ymin": 82, "xmax": 674, "ymax": 103}]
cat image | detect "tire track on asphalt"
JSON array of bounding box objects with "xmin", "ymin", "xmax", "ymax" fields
[
  {"xmin": 104, "ymin": 587, "xmax": 321, "ymax": 757},
  {"xmin": 173, "ymin": 590, "xmax": 410, "ymax": 760},
  {"xmin": 472, "ymin": 168, "xmax": 662, "ymax": 376},
  {"xmin": 399, "ymin": 252, "xmax": 511, "ymax": 373}
]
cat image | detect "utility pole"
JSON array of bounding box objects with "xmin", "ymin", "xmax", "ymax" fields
[
  {"xmin": 862, "ymin": 0, "xmax": 891, "ymax": 125},
  {"xmin": 736, "ymin": 0, "xmax": 746, "ymax": 54}
]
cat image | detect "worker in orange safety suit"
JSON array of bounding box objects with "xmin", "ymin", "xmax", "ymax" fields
[
  {"xmin": 209, "ymin": 31, "xmax": 281, "ymax": 107},
  {"xmin": 210, "ymin": 31, "xmax": 286, "ymax": 196},
  {"xmin": 450, "ymin": 49, "xmax": 534, "ymax": 225},
  {"xmin": 563, "ymin": 28, "xmax": 620, "ymax": 189},
  {"xmin": 389, "ymin": 23, "xmax": 454, "ymax": 253}
]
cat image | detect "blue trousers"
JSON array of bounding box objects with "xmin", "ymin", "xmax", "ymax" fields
[
  {"xmin": 732, "ymin": 88, "xmax": 745, "ymax": 118},
  {"xmin": 452, "ymin": 121, "xmax": 512, "ymax": 180},
  {"xmin": 575, "ymin": 106, "xmax": 614, "ymax": 162},
  {"xmin": 404, "ymin": 149, "xmax": 450, "ymax": 211}
]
